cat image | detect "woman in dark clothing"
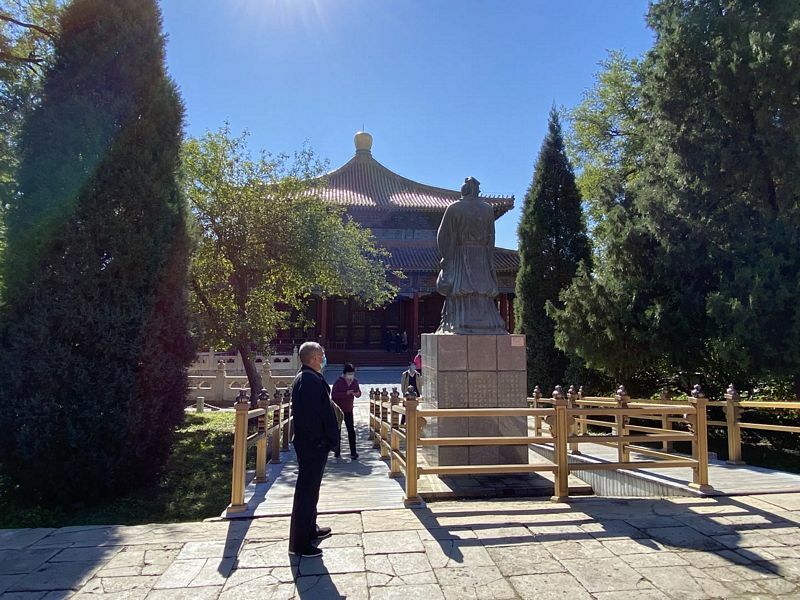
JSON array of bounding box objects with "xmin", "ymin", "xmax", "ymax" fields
[{"xmin": 330, "ymin": 363, "xmax": 361, "ymax": 459}]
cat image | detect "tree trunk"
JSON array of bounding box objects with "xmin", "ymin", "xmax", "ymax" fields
[{"xmin": 237, "ymin": 343, "xmax": 263, "ymax": 407}]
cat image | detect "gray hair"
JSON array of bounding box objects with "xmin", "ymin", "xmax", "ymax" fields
[{"xmin": 299, "ymin": 341, "xmax": 324, "ymax": 365}]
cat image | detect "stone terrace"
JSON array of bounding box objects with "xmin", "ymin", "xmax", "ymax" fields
[{"xmin": 3, "ymin": 492, "xmax": 800, "ymax": 598}]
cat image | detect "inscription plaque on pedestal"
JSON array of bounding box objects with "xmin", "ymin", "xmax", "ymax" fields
[{"xmin": 422, "ymin": 333, "xmax": 528, "ymax": 466}]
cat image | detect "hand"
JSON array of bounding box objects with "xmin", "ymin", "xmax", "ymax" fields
[{"xmin": 347, "ymin": 390, "xmax": 355, "ymax": 396}]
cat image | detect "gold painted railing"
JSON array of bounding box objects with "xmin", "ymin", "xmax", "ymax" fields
[
  {"xmin": 531, "ymin": 383, "xmax": 800, "ymax": 468},
  {"xmin": 368, "ymin": 385, "xmax": 713, "ymax": 502},
  {"xmin": 227, "ymin": 388, "xmax": 292, "ymax": 513},
  {"xmin": 707, "ymin": 384, "xmax": 800, "ymax": 465}
]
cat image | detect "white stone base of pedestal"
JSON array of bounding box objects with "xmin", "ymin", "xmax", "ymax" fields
[{"xmin": 422, "ymin": 333, "xmax": 528, "ymax": 466}]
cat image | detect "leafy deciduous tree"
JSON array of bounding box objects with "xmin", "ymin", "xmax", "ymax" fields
[{"xmin": 183, "ymin": 127, "xmax": 398, "ymax": 395}]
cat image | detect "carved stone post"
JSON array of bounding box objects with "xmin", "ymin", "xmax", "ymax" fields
[
  {"xmin": 533, "ymin": 385, "xmax": 542, "ymax": 437},
  {"xmin": 213, "ymin": 360, "xmax": 226, "ymax": 403},
  {"xmin": 725, "ymin": 384, "xmax": 744, "ymax": 465}
]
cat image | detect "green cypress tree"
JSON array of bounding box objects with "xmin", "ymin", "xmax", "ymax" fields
[
  {"xmin": 0, "ymin": 0, "xmax": 193, "ymax": 500},
  {"xmin": 635, "ymin": 0, "xmax": 800, "ymax": 395},
  {"xmin": 515, "ymin": 108, "xmax": 591, "ymax": 394}
]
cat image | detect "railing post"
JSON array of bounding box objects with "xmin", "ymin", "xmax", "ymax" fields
[
  {"xmin": 551, "ymin": 395, "xmax": 570, "ymax": 502},
  {"xmin": 404, "ymin": 398, "xmax": 422, "ymax": 506},
  {"xmin": 281, "ymin": 390, "xmax": 291, "ymax": 452},
  {"xmin": 368, "ymin": 389, "xmax": 375, "ymax": 440},
  {"xmin": 382, "ymin": 389, "xmax": 398, "ymax": 459},
  {"xmin": 615, "ymin": 385, "xmax": 630, "ymax": 463},
  {"xmin": 255, "ymin": 390, "xmax": 268, "ymax": 483},
  {"xmin": 532, "ymin": 385, "xmax": 542, "ymax": 437},
  {"xmin": 568, "ymin": 385, "xmax": 581, "ymax": 455},
  {"xmin": 660, "ymin": 388, "xmax": 674, "ymax": 452},
  {"xmin": 689, "ymin": 385, "xmax": 712, "ymax": 492},
  {"xmin": 373, "ymin": 389, "xmax": 383, "ymax": 449},
  {"xmin": 389, "ymin": 392, "xmax": 400, "ymax": 478},
  {"xmin": 228, "ymin": 396, "xmax": 250, "ymax": 512},
  {"xmin": 725, "ymin": 384, "xmax": 744, "ymax": 465},
  {"xmin": 270, "ymin": 391, "xmax": 281, "ymax": 464},
  {"xmin": 283, "ymin": 388, "xmax": 292, "ymax": 446}
]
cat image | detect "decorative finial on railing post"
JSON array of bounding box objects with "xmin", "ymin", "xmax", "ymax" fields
[
  {"xmin": 691, "ymin": 384, "xmax": 704, "ymax": 399},
  {"xmin": 567, "ymin": 385, "xmax": 578, "ymax": 405},
  {"xmin": 578, "ymin": 386, "xmax": 584, "ymax": 401},
  {"xmin": 534, "ymin": 385, "xmax": 541, "ymax": 400},
  {"xmin": 552, "ymin": 385, "xmax": 563, "ymax": 401},
  {"xmin": 660, "ymin": 387, "xmax": 672, "ymax": 403},
  {"xmin": 724, "ymin": 383, "xmax": 743, "ymax": 465},
  {"xmin": 236, "ymin": 388, "xmax": 248, "ymax": 405}
]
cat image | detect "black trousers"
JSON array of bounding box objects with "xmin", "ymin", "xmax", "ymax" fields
[
  {"xmin": 289, "ymin": 442, "xmax": 328, "ymax": 553},
  {"xmin": 337, "ymin": 411, "xmax": 357, "ymax": 456}
]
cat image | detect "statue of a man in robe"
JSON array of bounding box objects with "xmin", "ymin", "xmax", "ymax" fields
[{"xmin": 435, "ymin": 177, "xmax": 508, "ymax": 335}]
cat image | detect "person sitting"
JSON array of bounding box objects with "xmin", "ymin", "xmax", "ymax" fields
[{"xmin": 331, "ymin": 363, "xmax": 361, "ymax": 459}]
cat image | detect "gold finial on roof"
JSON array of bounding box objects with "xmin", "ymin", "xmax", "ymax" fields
[{"xmin": 354, "ymin": 131, "xmax": 373, "ymax": 154}]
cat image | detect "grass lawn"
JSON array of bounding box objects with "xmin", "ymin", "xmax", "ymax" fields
[{"xmin": 0, "ymin": 412, "xmax": 240, "ymax": 529}]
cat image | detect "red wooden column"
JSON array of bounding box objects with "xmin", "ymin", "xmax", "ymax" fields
[
  {"xmin": 412, "ymin": 292, "xmax": 420, "ymax": 350},
  {"xmin": 499, "ymin": 293, "xmax": 509, "ymax": 329},
  {"xmin": 320, "ymin": 297, "xmax": 328, "ymax": 345}
]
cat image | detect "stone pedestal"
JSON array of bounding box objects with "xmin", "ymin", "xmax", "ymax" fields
[{"xmin": 421, "ymin": 333, "xmax": 528, "ymax": 466}]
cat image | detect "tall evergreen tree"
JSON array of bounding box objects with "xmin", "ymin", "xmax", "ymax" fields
[
  {"xmin": 553, "ymin": 1, "xmax": 800, "ymax": 397},
  {"xmin": 0, "ymin": 0, "xmax": 193, "ymax": 500},
  {"xmin": 515, "ymin": 108, "xmax": 590, "ymax": 394}
]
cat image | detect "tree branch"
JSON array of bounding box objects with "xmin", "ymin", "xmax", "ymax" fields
[
  {"xmin": 0, "ymin": 50, "xmax": 44, "ymax": 65},
  {"xmin": 0, "ymin": 12, "xmax": 57, "ymax": 40}
]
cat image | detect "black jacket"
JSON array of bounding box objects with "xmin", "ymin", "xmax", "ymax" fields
[{"xmin": 291, "ymin": 365, "xmax": 339, "ymax": 451}]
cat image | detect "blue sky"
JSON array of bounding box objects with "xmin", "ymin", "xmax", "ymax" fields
[{"xmin": 160, "ymin": 0, "xmax": 654, "ymax": 250}]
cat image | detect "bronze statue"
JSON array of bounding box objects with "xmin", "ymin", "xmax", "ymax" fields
[{"xmin": 435, "ymin": 177, "xmax": 507, "ymax": 335}]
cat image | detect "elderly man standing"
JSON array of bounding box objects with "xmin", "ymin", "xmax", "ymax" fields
[{"xmin": 288, "ymin": 341, "xmax": 339, "ymax": 557}]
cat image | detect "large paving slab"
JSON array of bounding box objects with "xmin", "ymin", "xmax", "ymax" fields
[{"xmin": 4, "ymin": 493, "xmax": 800, "ymax": 598}]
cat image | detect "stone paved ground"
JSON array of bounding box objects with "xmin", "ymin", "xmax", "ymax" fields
[{"xmin": 4, "ymin": 492, "xmax": 800, "ymax": 599}]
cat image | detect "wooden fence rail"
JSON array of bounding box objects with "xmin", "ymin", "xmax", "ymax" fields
[
  {"xmin": 368, "ymin": 384, "xmax": 714, "ymax": 503},
  {"xmin": 227, "ymin": 388, "xmax": 293, "ymax": 513},
  {"xmin": 533, "ymin": 383, "xmax": 800, "ymax": 468}
]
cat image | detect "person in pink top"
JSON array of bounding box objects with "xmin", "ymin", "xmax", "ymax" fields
[
  {"xmin": 413, "ymin": 349, "xmax": 422, "ymax": 371},
  {"xmin": 330, "ymin": 363, "xmax": 361, "ymax": 459}
]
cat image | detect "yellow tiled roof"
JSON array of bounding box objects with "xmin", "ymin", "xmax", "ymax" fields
[
  {"xmin": 384, "ymin": 244, "xmax": 519, "ymax": 273},
  {"xmin": 319, "ymin": 153, "xmax": 514, "ymax": 217}
]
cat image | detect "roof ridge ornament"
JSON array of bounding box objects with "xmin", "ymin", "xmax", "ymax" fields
[{"xmin": 354, "ymin": 131, "xmax": 373, "ymax": 156}]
